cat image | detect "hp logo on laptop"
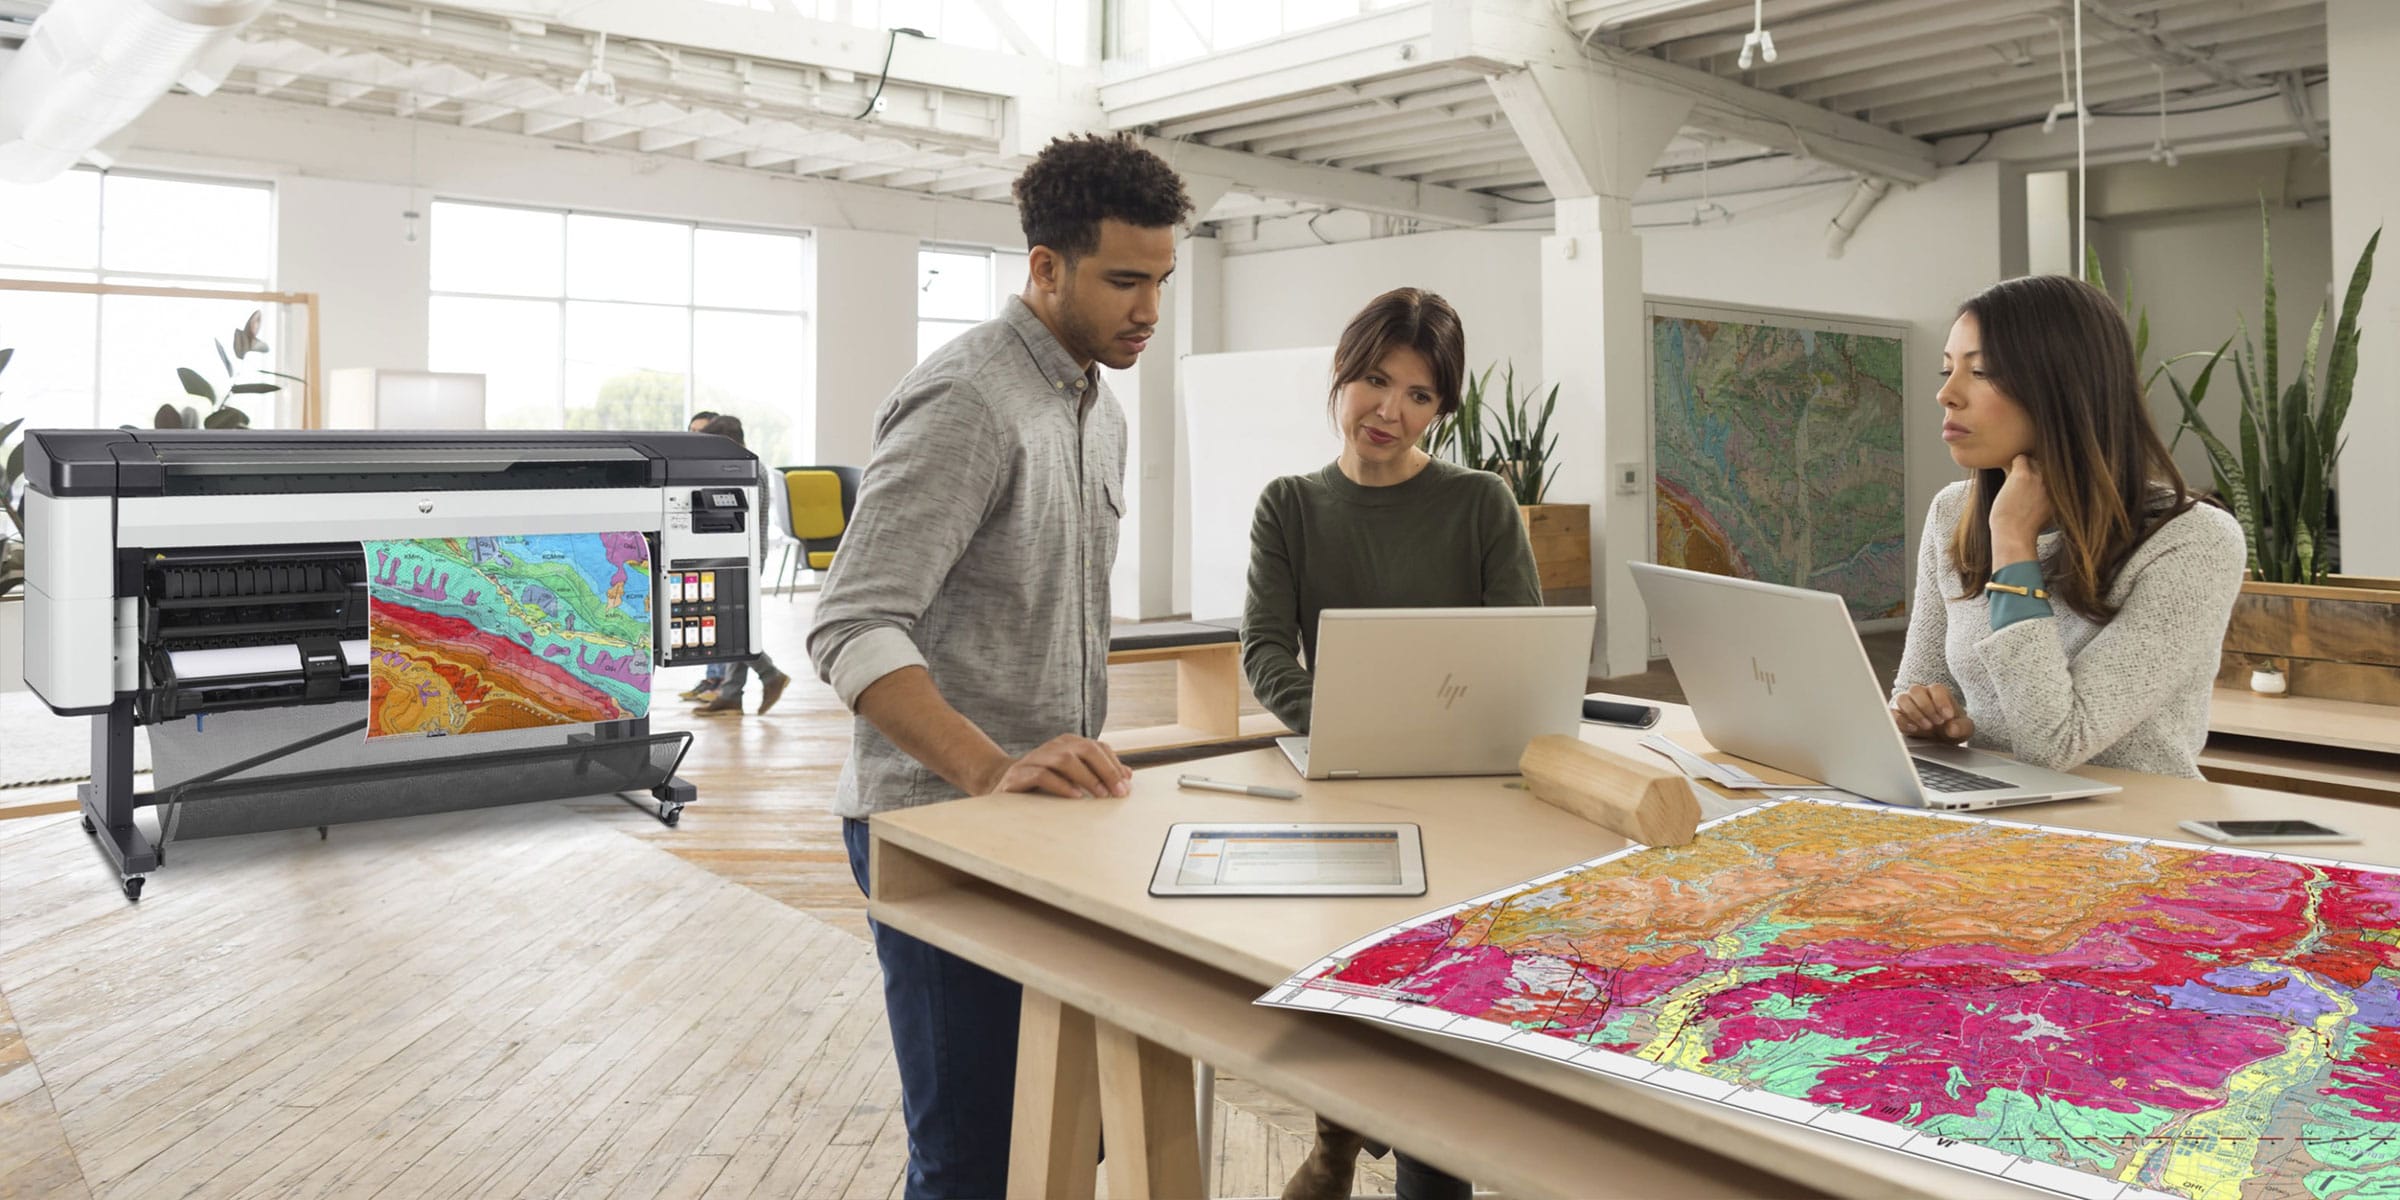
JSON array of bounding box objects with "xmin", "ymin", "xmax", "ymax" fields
[
  {"xmin": 1752, "ymin": 657, "xmax": 1777, "ymax": 695},
  {"xmin": 1436, "ymin": 673, "xmax": 1469, "ymax": 710}
]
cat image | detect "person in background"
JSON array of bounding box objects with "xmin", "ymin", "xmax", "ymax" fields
[
  {"xmin": 1242, "ymin": 286, "xmax": 1537, "ymax": 1200},
  {"xmin": 691, "ymin": 413, "xmax": 791, "ymax": 716},
  {"xmin": 680, "ymin": 410, "xmax": 727, "ymax": 703},
  {"xmin": 1890, "ymin": 274, "xmax": 2245, "ymax": 777},
  {"xmin": 806, "ymin": 132, "xmax": 1192, "ymax": 1199}
]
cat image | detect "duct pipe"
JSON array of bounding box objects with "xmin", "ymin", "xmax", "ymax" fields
[
  {"xmin": 0, "ymin": 0, "xmax": 269, "ymax": 182},
  {"xmin": 1824, "ymin": 176, "xmax": 1893, "ymax": 259}
]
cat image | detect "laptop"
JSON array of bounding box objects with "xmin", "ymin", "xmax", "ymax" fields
[
  {"xmin": 1278, "ymin": 606, "xmax": 1596, "ymax": 780},
  {"xmin": 1627, "ymin": 562, "xmax": 2119, "ymax": 810}
]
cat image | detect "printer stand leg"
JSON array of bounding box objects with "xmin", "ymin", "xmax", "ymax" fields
[
  {"xmin": 648, "ymin": 776, "xmax": 696, "ymax": 827},
  {"xmin": 80, "ymin": 698, "xmax": 159, "ymax": 900}
]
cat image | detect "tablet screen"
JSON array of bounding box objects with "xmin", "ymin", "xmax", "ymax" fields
[
  {"xmin": 1150, "ymin": 823, "xmax": 1425, "ymax": 896},
  {"xmin": 1175, "ymin": 829, "xmax": 1402, "ymax": 887}
]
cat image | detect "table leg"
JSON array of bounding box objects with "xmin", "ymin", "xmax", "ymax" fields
[
  {"xmin": 1008, "ymin": 989, "xmax": 1102, "ymax": 1199},
  {"xmin": 1096, "ymin": 1019, "xmax": 1204, "ymax": 1199},
  {"xmin": 1174, "ymin": 645, "xmax": 1241, "ymax": 739}
]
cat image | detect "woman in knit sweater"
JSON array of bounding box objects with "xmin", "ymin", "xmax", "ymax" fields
[
  {"xmin": 1891, "ymin": 274, "xmax": 2246, "ymax": 778},
  {"xmin": 1243, "ymin": 287, "xmax": 1537, "ymax": 1200}
]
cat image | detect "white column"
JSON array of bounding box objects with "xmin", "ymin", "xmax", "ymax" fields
[
  {"xmin": 811, "ymin": 228, "xmax": 921, "ymax": 467},
  {"xmin": 1489, "ymin": 64, "xmax": 1689, "ymax": 678},
  {"xmin": 1540, "ymin": 196, "xmax": 1655, "ymax": 677},
  {"xmin": 2329, "ymin": 0, "xmax": 2400, "ymax": 575}
]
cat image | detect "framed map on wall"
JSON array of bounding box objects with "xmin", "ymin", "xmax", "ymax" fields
[{"xmin": 1648, "ymin": 300, "xmax": 1909, "ymax": 626}]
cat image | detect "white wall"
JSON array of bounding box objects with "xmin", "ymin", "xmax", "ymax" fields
[
  {"xmin": 811, "ymin": 228, "xmax": 923, "ymax": 467},
  {"xmin": 1218, "ymin": 228, "xmax": 1546, "ymax": 386},
  {"xmin": 2330, "ymin": 0, "xmax": 2400, "ymax": 575},
  {"xmin": 1639, "ymin": 163, "xmax": 2016, "ymax": 571},
  {"xmin": 2089, "ymin": 202, "xmax": 2334, "ymax": 492}
]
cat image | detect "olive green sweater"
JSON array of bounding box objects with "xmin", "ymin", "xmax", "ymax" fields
[{"xmin": 1242, "ymin": 459, "xmax": 1543, "ymax": 735}]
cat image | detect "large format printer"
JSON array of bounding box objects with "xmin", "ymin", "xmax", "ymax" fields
[{"xmin": 20, "ymin": 430, "xmax": 764, "ymax": 900}]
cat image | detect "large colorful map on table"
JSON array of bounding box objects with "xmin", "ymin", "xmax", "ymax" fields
[
  {"xmin": 1260, "ymin": 799, "xmax": 2400, "ymax": 1200},
  {"xmin": 365, "ymin": 533, "xmax": 653, "ymax": 738}
]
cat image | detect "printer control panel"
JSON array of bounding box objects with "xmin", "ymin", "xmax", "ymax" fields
[
  {"xmin": 688, "ymin": 487, "xmax": 748, "ymax": 533},
  {"xmin": 663, "ymin": 560, "xmax": 751, "ymax": 663}
]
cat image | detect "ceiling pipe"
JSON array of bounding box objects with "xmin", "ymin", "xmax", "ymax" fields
[
  {"xmin": 1823, "ymin": 175, "xmax": 1891, "ymax": 258},
  {"xmin": 0, "ymin": 0, "xmax": 270, "ymax": 182}
]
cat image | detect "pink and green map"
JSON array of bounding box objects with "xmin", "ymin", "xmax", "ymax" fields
[
  {"xmin": 1262, "ymin": 799, "xmax": 2400, "ymax": 1199},
  {"xmin": 364, "ymin": 533, "xmax": 652, "ymax": 738}
]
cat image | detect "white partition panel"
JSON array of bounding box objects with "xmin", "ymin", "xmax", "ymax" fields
[{"xmin": 1180, "ymin": 346, "xmax": 1340, "ymax": 622}]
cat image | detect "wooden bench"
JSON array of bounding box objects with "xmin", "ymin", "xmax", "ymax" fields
[
  {"xmin": 1102, "ymin": 620, "xmax": 1290, "ymax": 754},
  {"xmin": 2201, "ymin": 687, "xmax": 2400, "ymax": 805}
]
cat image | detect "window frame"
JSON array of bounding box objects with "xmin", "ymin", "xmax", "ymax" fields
[
  {"xmin": 0, "ymin": 166, "xmax": 279, "ymax": 430},
  {"xmin": 427, "ymin": 198, "xmax": 814, "ymax": 456}
]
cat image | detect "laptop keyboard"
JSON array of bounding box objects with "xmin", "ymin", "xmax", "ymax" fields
[{"xmin": 1911, "ymin": 757, "xmax": 2014, "ymax": 793}]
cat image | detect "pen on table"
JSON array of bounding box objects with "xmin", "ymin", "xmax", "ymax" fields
[{"xmin": 1177, "ymin": 775, "xmax": 1301, "ymax": 800}]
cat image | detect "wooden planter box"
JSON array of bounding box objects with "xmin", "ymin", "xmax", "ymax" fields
[
  {"xmin": 2217, "ymin": 575, "xmax": 2400, "ymax": 706},
  {"xmin": 1519, "ymin": 503, "xmax": 1592, "ymax": 607}
]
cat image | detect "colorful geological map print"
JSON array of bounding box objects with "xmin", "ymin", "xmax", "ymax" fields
[
  {"xmin": 1262, "ymin": 799, "xmax": 2400, "ymax": 1200},
  {"xmin": 364, "ymin": 533, "xmax": 653, "ymax": 738},
  {"xmin": 1652, "ymin": 313, "xmax": 1907, "ymax": 620}
]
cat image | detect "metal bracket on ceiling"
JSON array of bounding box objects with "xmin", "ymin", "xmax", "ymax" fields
[{"xmin": 2279, "ymin": 70, "xmax": 2326, "ymax": 152}]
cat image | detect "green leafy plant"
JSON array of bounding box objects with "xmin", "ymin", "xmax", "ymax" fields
[
  {"xmin": 1422, "ymin": 363, "xmax": 1494, "ymax": 471},
  {"xmin": 2169, "ymin": 203, "xmax": 2380, "ymax": 584},
  {"xmin": 1487, "ymin": 364, "xmax": 1561, "ymax": 505},
  {"xmin": 1421, "ymin": 363, "xmax": 1563, "ymax": 505},
  {"xmin": 159, "ymin": 310, "xmax": 290, "ymax": 430}
]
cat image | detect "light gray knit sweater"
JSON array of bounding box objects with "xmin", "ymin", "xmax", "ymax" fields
[{"xmin": 1891, "ymin": 480, "xmax": 2247, "ymax": 779}]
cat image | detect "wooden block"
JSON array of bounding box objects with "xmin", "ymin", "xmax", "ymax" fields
[
  {"xmin": 1519, "ymin": 504, "xmax": 1590, "ymax": 539},
  {"xmin": 1008, "ymin": 990, "xmax": 1102, "ymax": 1200},
  {"xmin": 1094, "ymin": 1020, "xmax": 1203, "ymax": 1200},
  {"xmin": 1517, "ymin": 735, "xmax": 1701, "ymax": 847}
]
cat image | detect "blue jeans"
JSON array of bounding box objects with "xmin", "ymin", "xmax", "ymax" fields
[
  {"xmin": 845, "ymin": 817, "xmax": 1023, "ymax": 1200},
  {"xmin": 718, "ymin": 653, "xmax": 786, "ymax": 699}
]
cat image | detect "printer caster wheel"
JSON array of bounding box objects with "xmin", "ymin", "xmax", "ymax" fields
[
  {"xmin": 82, "ymin": 814, "xmax": 96, "ymax": 835},
  {"xmin": 122, "ymin": 876, "xmax": 144, "ymax": 902},
  {"xmin": 659, "ymin": 804, "xmax": 684, "ymax": 827}
]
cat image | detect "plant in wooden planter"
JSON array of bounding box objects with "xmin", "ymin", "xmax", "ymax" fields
[
  {"xmin": 2171, "ymin": 204, "xmax": 2379, "ymax": 584},
  {"xmin": 1422, "ymin": 363, "xmax": 1588, "ymax": 606},
  {"xmin": 2170, "ymin": 206, "xmax": 2396, "ymax": 705}
]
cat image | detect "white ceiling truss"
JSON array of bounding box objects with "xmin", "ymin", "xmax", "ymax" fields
[{"xmin": 0, "ymin": 0, "xmax": 2338, "ymax": 232}]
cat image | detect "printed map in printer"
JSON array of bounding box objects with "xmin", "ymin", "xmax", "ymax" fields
[
  {"xmin": 365, "ymin": 533, "xmax": 653, "ymax": 737},
  {"xmin": 1262, "ymin": 798, "xmax": 2400, "ymax": 1200}
]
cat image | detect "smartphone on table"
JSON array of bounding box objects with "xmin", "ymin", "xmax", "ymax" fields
[{"xmin": 2178, "ymin": 819, "xmax": 2359, "ymax": 845}]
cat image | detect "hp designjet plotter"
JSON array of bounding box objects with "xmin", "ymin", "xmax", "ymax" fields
[{"xmin": 19, "ymin": 430, "xmax": 763, "ymax": 900}]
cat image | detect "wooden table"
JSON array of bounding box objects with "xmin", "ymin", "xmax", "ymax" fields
[
  {"xmin": 868, "ymin": 700, "xmax": 2400, "ymax": 1198},
  {"xmin": 2202, "ymin": 686, "xmax": 2400, "ymax": 804}
]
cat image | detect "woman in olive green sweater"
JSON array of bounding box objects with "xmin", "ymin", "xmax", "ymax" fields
[
  {"xmin": 1242, "ymin": 287, "xmax": 1539, "ymax": 1200},
  {"xmin": 1242, "ymin": 287, "xmax": 1543, "ymax": 738}
]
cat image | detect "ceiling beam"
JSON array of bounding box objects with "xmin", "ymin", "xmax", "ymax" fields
[
  {"xmin": 1102, "ymin": 2, "xmax": 1439, "ymax": 130},
  {"xmin": 1139, "ymin": 135, "xmax": 1507, "ymax": 226},
  {"xmin": 1447, "ymin": 0, "xmax": 1940, "ymax": 184},
  {"xmin": 1205, "ymin": 81, "xmax": 1496, "ymax": 150},
  {"xmin": 1935, "ymin": 76, "xmax": 2327, "ymax": 166}
]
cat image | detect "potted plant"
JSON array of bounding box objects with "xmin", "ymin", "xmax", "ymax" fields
[
  {"xmin": 1424, "ymin": 363, "xmax": 1589, "ymax": 606},
  {"xmin": 2168, "ymin": 205, "xmax": 2396, "ymax": 706},
  {"xmin": 157, "ymin": 310, "xmax": 286, "ymax": 429}
]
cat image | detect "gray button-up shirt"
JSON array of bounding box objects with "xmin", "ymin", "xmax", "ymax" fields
[{"xmin": 807, "ymin": 295, "xmax": 1126, "ymax": 818}]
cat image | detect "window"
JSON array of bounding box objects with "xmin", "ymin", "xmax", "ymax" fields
[
  {"xmin": 428, "ymin": 202, "xmax": 813, "ymax": 469},
  {"xmin": 0, "ymin": 169, "xmax": 279, "ymax": 431},
  {"xmin": 917, "ymin": 244, "xmax": 1027, "ymax": 363}
]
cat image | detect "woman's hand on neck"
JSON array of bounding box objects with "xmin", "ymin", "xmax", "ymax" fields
[{"xmin": 1339, "ymin": 446, "xmax": 1434, "ymax": 488}]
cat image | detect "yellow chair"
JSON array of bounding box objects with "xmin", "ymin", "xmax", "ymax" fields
[{"xmin": 776, "ymin": 466, "xmax": 859, "ymax": 598}]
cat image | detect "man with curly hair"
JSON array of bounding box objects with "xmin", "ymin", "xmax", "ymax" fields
[{"xmin": 808, "ymin": 132, "xmax": 1193, "ymax": 1198}]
